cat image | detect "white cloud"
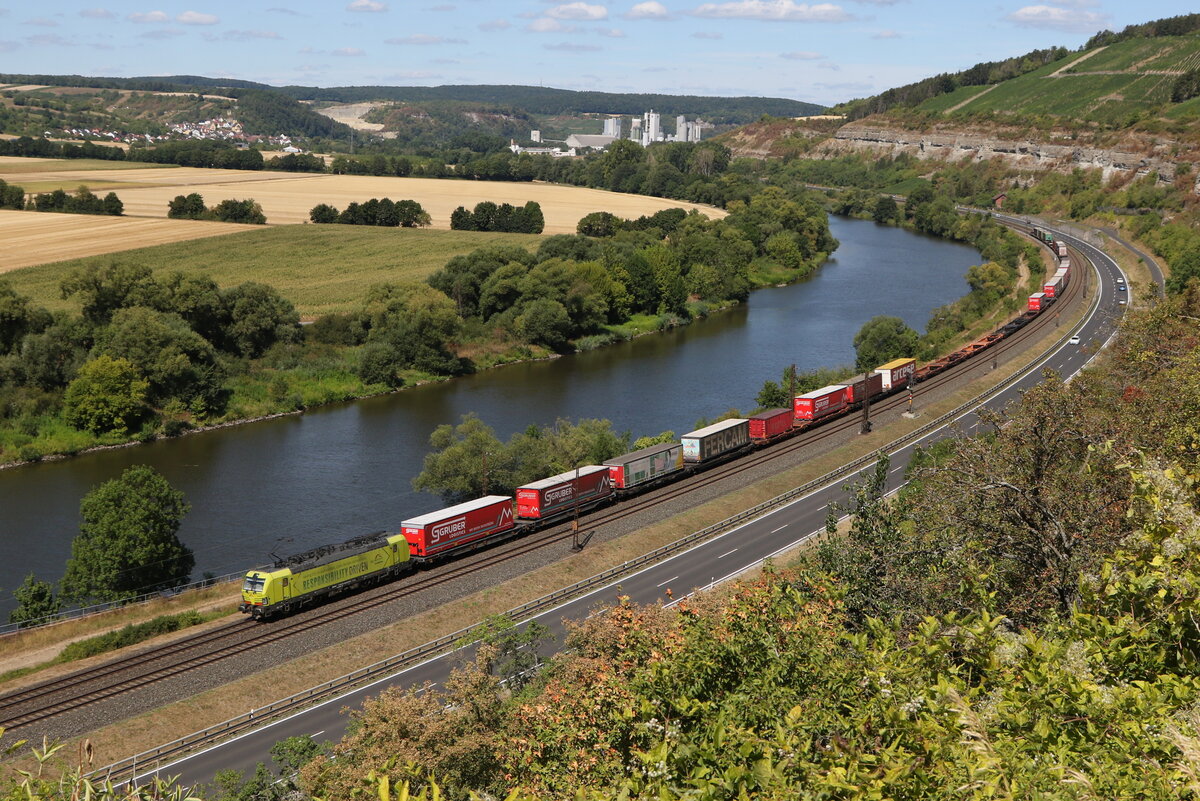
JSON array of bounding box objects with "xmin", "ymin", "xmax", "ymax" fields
[
  {"xmin": 177, "ymin": 10, "xmax": 219, "ymax": 25},
  {"xmin": 548, "ymin": 2, "xmax": 608, "ymax": 20},
  {"xmin": 268, "ymin": 7, "xmax": 303, "ymax": 14},
  {"xmin": 598, "ymin": 27, "xmax": 626, "ymax": 36},
  {"xmin": 128, "ymin": 10, "xmax": 169, "ymax": 23},
  {"xmin": 691, "ymin": 30, "xmax": 722, "ymax": 38},
  {"xmin": 479, "ymin": 19, "xmax": 510, "ymax": 30},
  {"xmin": 872, "ymin": 28, "xmax": 899, "ymax": 38},
  {"xmin": 79, "ymin": 8, "xmax": 115, "ymax": 19},
  {"xmin": 332, "ymin": 46, "xmax": 365, "ymax": 55},
  {"xmin": 627, "ymin": 1, "xmax": 670, "ymax": 18},
  {"xmin": 544, "ymin": 41, "xmax": 602, "ymax": 50},
  {"xmin": 781, "ymin": 50, "xmax": 821, "ymax": 59},
  {"xmin": 527, "ymin": 17, "xmax": 576, "ymax": 32},
  {"xmin": 384, "ymin": 34, "xmax": 465, "ymax": 44},
  {"xmin": 346, "ymin": 0, "xmax": 387, "ymax": 11},
  {"xmin": 1006, "ymin": 4, "xmax": 1109, "ymax": 33},
  {"xmin": 690, "ymin": 1, "xmax": 853, "ymax": 22},
  {"xmin": 139, "ymin": 27, "xmax": 184, "ymax": 38}
]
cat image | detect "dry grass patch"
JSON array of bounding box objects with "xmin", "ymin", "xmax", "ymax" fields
[{"xmin": 0, "ymin": 210, "xmax": 257, "ymax": 273}]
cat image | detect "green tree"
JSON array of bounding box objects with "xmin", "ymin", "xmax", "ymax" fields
[
  {"xmin": 0, "ymin": 280, "xmax": 50, "ymax": 355},
  {"xmin": 413, "ymin": 413, "xmax": 513, "ymax": 500},
  {"xmin": 221, "ymin": 282, "xmax": 301, "ymax": 357},
  {"xmin": 9, "ymin": 573, "xmax": 62, "ymax": 628},
  {"xmin": 853, "ymin": 315, "xmax": 919, "ymax": 370},
  {"xmin": 873, "ymin": 194, "xmax": 898, "ymax": 223},
  {"xmin": 309, "ymin": 203, "xmax": 339, "ymax": 224},
  {"xmin": 94, "ymin": 306, "xmax": 225, "ymax": 414},
  {"xmin": 516, "ymin": 298, "xmax": 571, "ymax": 349},
  {"xmin": 60, "ymin": 261, "xmax": 164, "ymax": 325},
  {"xmin": 63, "ymin": 355, "xmax": 148, "ymax": 435},
  {"xmin": 167, "ymin": 192, "xmax": 206, "ymax": 219},
  {"xmin": 101, "ymin": 191, "xmax": 123, "ymax": 216},
  {"xmin": 61, "ymin": 465, "xmax": 194, "ymax": 604},
  {"xmin": 577, "ymin": 211, "xmax": 621, "ymax": 237}
]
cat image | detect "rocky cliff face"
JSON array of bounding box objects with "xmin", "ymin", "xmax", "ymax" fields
[
  {"xmin": 724, "ymin": 117, "xmax": 1198, "ymax": 193},
  {"xmin": 824, "ymin": 122, "xmax": 1184, "ymax": 185}
]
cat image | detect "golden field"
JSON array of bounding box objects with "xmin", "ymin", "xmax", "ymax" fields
[
  {"xmin": 0, "ymin": 210, "xmax": 259, "ymax": 273},
  {"xmin": 0, "ymin": 157, "xmax": 725, "ymax": 251}
]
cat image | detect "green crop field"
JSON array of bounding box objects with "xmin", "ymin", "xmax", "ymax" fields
[
  {"xmin": 1065, "ymin": 34, "xmax": 1200, "ymax": 73},
  {"xmin": 3, "ymin": 225, "xmax": 540, "ymax": 318},
  {"xmin": 921, "ymin": 34, "xmax": 1200, "ymax": 124}
]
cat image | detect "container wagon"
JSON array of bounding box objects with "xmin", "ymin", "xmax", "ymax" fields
[
  {"xmin": 1043, "ymin": 275, "xmax": 1062, "ymax": 298},
  {"xmin": 1055, "ymin": 242, "xmax": 1068, "ymax": 259},
  {"xmin": 516, "ymin": 465, "xmax": 612, "ymax": 519},
  {"xmin": 681, "ymin": 419, "xmax": 751, "ymax": 463},
  {"xmin": 748, "ymin": 408, "xmax": 793, "ymax": 440},
  {"xmin": 402, "ymin": 495, "xmax": 515, "ymax": 559},
  {"xmin": 240, "ymin": 531, "xmax": 410, "ymax": 619},
  {"xmin": 875, "ymin": 358, "xmax": 916, "ymax": 391},
  {"xmin": 844, "ymin": 372, "xmax": 884, "ymax": 405},
  {"xmin": 605, "ymin": 442, "xmax": 684, "ymax": 489},
  {"xmin": 1028, "ymin": 292, "xmax": 1052, "ymax": 312},
  {"xmin": 794, "ymin": 384, "xmax": 849, "ymax": 421}
]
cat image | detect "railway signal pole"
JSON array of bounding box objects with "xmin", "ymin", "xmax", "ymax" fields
[{"xmin": 860, "ymin": 380, "xmax": 872, "ymax": 434}]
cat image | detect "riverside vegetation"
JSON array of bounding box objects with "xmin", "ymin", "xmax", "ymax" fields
[{"xmin": 0, "ymin": 167, "xmax": 834, "ymax": 465}]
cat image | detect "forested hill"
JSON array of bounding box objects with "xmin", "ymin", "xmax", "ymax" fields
[
  {"xmin": 275, "ymin": 85, "xmax": 823, "ymax": 125},
  {"xmin": 0, "ymin": 73, "xmax": 822, "ymax": 126}
]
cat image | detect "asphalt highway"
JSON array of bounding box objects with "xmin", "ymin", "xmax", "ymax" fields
[{"xmin": 137, "ymin": 221, "xmax": 1125, "ymax": 790}]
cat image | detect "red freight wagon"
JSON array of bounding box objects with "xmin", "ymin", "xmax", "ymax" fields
[
  {"xmin": 1028, "ymin": 292, "xmax": 1050, "ymax": 312},
  {"xmin": 875, "ymin": 358, "xmax": 916, "ymax": 391},
  {"xmin": 844, "ymin": 371, "xmax": 884, "ymax": 404},
  {"xmin": 748, "ymin": 408, "xmax": 793, "ymax": 440},
  {"xmin": 516, "ymin": 465, "xmax": 612, "ymax": 519},
  {"xmin": 1043, "ymin": 275, "xmax": 1062, "ymax": 298},
  {"xmin": 606, "ymin": 442, "xmax": 683, "ymax": 489},
  {"xmin": 402, "ymin": 495, "xmax": 514, "ymax": 558},
  {"xmin": 794, "ymin": 384, "xmax": 849, "ymax": 421}
]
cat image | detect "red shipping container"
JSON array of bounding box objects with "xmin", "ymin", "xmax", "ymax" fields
[
  {"xmin": 748, "ymin": 408, "xmax": 793, "ymax": 440},
  {"xmin": 794, "ymin": 384, "xmax": 849, "ymax": 421},
  {"xmin": 516, "ymin": 465, "xmax": 612, "ymax": 519},
  {"xmin": 1043, "ymin": 276, "xmax": 1062, "ymax": 298},
  {"xmin": 402, "ymin": 496, "xmax": 515, "ymax": 558},
  {"xmin": 844, "ymin": 372, "xmax": 884, "ymax": 404},
  {"xmin": 1028, "ymin": 292, "xmax": 1048, "ymax": 311}
]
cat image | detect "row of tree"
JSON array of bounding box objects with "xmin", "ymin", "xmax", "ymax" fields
[
  {"xmin": 449, "ymin": 201, "xmax": 544, "ymax": 233},
  {"xmin": 167, "ymin": 193, "xmax": 267, "ymax": 224},
  {"xmin": 31, "ymin": 185, "xmax": 123, "ymax": 216},
  {"xmin": 309, "ymin": 198, "xmax": 430, "ymax": 227}
]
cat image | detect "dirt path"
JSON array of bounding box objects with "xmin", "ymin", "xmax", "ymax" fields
[
  {"xmin": 945, "ymin": 84, "xmax": 998, "ymax": 114},
  {"xmin": 1048, "ymin": 46, "xmax": 1107, "ymax": 77}
]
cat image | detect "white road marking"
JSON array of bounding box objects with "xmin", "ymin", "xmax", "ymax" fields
[
  {"xmin": 309, "ymin": 731, "xmax": 324, "ymax": 738},
  {"xmin": 656, "ymin": 576, "xmax": 678, "ymax": 588},
  {"xmin": 770, "ymin": 524, "xmax": 788, "ymax": 533},
  {"xmin": 717, "ymin": 548, "xmax": 738, "ymax": 559}
]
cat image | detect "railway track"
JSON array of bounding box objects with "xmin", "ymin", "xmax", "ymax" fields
[{"xmin": 0, "ymin": 238, "xmax": 1083, "ymax": 735}]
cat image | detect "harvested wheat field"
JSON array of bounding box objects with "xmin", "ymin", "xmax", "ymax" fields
[
  {"xmin": 0, "ymin": 159, "xmax": 724, "ymax": 235},
  {"xmin": 0, "ymin": 210, "xmax": 259, "ymax": 273}
]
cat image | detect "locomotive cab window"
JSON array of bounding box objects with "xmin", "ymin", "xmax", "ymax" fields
[{"xmin": 242, "ymin": 576, "xmax": 265, "ymax": 594}]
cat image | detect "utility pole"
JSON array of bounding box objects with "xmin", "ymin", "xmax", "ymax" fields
[
  {"xmin": 571, "ymin": 462, "xmax": 583, "ymax": 552},
  {"xmin": 860, "ymin": 375, "xmax": 871, "ymax": 434}
]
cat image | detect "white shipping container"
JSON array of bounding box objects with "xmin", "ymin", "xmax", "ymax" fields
[{"xmin": 681, "ymin": 419, "xmax": 750, "ymax": 463}]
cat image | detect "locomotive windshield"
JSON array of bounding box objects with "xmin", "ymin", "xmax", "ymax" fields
[{"xmin": 242, "ymin": 575, "xmax": 265, "ymax": 594}]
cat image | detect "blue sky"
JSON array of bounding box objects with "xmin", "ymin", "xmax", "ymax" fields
[{"xmin": 0, "ymin": 1, "xmax": 1196, "ymax": 106}]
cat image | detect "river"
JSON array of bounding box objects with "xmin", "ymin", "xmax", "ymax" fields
[{"xmin": 0, "ymin": 216, "xmax": 979, "ymax": 614}]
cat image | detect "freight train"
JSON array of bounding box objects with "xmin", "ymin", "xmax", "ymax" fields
[{"xmin": 240, "ymin": 229, "xmax": 1074, "ymax": 620}]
